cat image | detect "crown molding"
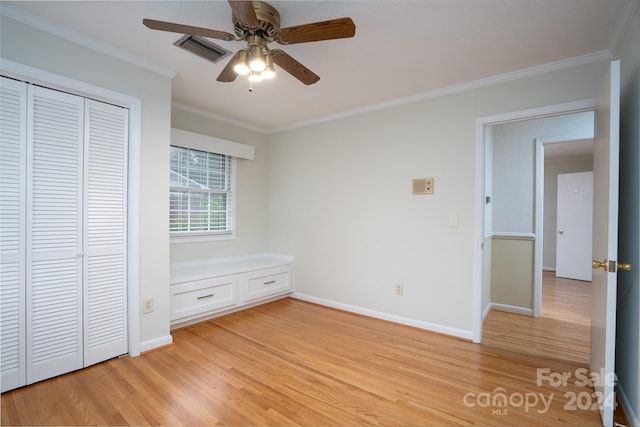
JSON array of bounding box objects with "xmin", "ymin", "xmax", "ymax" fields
[
  {"xmin": 270, "ymin": 50, "xmax": 612, "ymax": 134},
  {"xmin": 172, "ymin": 102, "xmax": 269, "ymax": 134},
  {"xmin": 609, "ymin": 0, "xmax": 640, "ymax": 55},
  {"xmin": 177, "ymin": 49, "xmax": 611, "ymax": 135},
  {"xmin": 1, "ymin": 3, "xmax": 177, "ymax": 78}
]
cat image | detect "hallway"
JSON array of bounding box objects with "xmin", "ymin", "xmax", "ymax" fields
[{"xmin": 483, "ymin": 271, "xmax": 628, "ymax": 424}]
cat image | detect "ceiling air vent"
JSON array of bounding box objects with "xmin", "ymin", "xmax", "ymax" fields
[{"xmin": 173, "ymin": 35, "xmax": 232, "ymax": 64}]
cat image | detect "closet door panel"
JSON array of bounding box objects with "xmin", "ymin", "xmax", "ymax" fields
[
  {"xmin": 26, "ymin": 86, "xmax": 84, "ymax": 384},
  {"xmin": 83, "ymin": 100, "xmax": 128, "ymax": 366},
  {"xmin": 0, "ymin": 77, "xmax": 27, "ymax": 392}
]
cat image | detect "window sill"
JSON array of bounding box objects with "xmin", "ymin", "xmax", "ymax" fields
[{"xmin": 170, "ymin": 233, "xmax": 236, "ymax": 244}]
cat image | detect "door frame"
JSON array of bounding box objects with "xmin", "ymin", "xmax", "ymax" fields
[
  {"xmin": 473, "ymin": 99, "xmax": 596, "ymax": 343},
  {"xmin": 1, "ymin": 59, "xmax": 142, "ymax": 357},
  {"xmin": 533, "ymin": 137, "xmax": 594, "ymax": 316}
]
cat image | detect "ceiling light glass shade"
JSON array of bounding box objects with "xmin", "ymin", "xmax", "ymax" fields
[
  {"xmin": 233, "ymin": 49, "xmax": 250, "ymax": 75},
  {"xmin": 261, "ymin": 68, "xmax": 276, "ymax": 79},
  {"xmin": 248, "ymin": 71, "xmax": 264, "ymax": 82},
  {"xmin": 249, "ymin": 44, "xmax": 266, "ymax": 72},
  {"xmin": 261, "ymin": 54, "xmax": 276, "ymax": 79}
]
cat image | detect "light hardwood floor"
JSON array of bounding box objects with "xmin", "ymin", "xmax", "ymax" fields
[{"xmin": 1, "ymin": 272, "xmax": 625, "ymax": 426}]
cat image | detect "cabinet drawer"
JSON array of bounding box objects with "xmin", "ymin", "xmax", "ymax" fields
[
  {"xmin": 171, "ymin": 275, "xmax": 238, "ymax": 321},
  {"xmin": 242, "ymin": 266, "xmax": 292, "ymax": 303}
]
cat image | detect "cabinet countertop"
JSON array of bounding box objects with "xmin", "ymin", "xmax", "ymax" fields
[{"xmin": 170, "ymin": 254, "xmax": 293, "ymax": 285}]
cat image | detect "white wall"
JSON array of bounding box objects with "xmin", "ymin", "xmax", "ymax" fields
[
  {"xmin": 170, "ymin": 107, "xmax": 270, "ymax": 263},
  {"xmin": 266, "ymin": 61, "xmax": 610, "ymax": 336},
  {"xmin": 1, "ymin": 16, "xmax": 172, "ymax": 347},
  {"xmin": 491, "ymin": 112, "xmax": 594, "ymax": 234}
]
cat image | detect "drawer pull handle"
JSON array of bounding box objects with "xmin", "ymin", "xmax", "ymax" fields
[
  {"xmin": 264, "ymin": 280, "xmax": 276, "ymax": 285},
  {"xmin": 197, "ymin": 294, "xmax": 214, "ymax": 300}
]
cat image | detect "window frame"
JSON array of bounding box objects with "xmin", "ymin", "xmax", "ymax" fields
[{"xmin": 169, "ymin": 145, "xmax": 237, "ymax": 244}]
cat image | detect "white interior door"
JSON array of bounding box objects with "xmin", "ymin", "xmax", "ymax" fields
[
  {"xmin": 0, "ymin": 77, "xmax": 27, "ymax": 392},
  {"xmin": 83, "ymin": 99, "xmax": 129, "ymax": 366},
  {"xmin": 590, "ymin": 60, "xmax": 620, "ymax": 427},
  {"xmin": 556, "ymin": 171, "xmax": 593, "ymax": 281},
  {"xmin": 1, "ymin": 79, "xmax": 129, "ymax": 392},
  {"xmin": 26, "ymin": 85, "xmax": 85, "ymax": 384}
]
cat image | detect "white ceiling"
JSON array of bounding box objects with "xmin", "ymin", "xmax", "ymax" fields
[{"xmin": 2, "ymin": 1, "xmax": 634, "ymax": 133}]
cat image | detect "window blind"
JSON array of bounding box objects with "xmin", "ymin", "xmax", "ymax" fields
[{"xmin": 169, "ymin": 146, "xmax": 233, "ymax": 234}]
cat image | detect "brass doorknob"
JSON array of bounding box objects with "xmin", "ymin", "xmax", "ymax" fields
[
  {"xmin": 558, "ymin": 229, "xmax": 564, "ymax": 235},
  {"xmin": 619, "ymin": 263, "xmax": 632, "ymax": 272},
  {"xmin": 592, "ymin": 259, "xmax": 608, "ymax": 270}
]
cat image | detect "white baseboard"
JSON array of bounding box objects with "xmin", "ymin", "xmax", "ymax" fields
[
  {"xmin": 139, "ymin": 334, "xmax": 173, "ymax": 353},
  {"xmin": 291, "ymin": 292, "xmax": 474, "ymax": 341},
  {"xmin": 483, "ymin": 303, "xmax": 492, "ymax": 321},
  {"xmin": 489, "ymin": 303, "xmax": 534, "ymax": 316},
  {"xmin": 618, "ymin": 382, "xmax": 640, "ymax": 427}
]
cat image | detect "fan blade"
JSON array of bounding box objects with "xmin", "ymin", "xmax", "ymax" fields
[
  {"xmin": 278, "ymin": 17, "xmax": 355, "ymax": 44},
  {"xmin": 228, "ymin": 1, "xmax": 258, "ymax": 28},
  {"xmin": 217, "ymin": 52, "xmax": 240, "ymax": 82},
  {"xmin": 143, "ymin": 18, "xmax": 235, "ymax": 41},
  {"xmin": 270, "ymin": 49, "xmax": 319, "ymax": 85}
]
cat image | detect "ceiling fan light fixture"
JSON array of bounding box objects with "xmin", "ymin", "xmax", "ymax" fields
[
  {"xmin": 233, "ymin": 49, "xmax": 250, "ymax": 75},
  {"xmin": 261, "ymin": 54, "xmax": 276, "ymax": 79},
  {"xmin": 248, "ymin": 71, "xmax": 264, "ymax": 82},
  {"xmin": 248, "ymin": 44, "xmax": 266, "ymax": 72},
  {"xmin": 261, "ymin": 67, "xmax": 276, "ymax": 79}
]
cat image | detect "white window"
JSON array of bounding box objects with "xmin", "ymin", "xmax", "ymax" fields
[
  {"xmin": 169, "ymin": 128, "xmax": 254, "ymax": 243},
  {"xmin": 170, "ymin": 145, "xmax": 235, "ymax": 239}
]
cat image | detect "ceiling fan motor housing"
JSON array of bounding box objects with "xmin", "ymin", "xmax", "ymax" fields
[{"xmin": 233, "ymin": 1, "xmax": 281, "ymax": 41}]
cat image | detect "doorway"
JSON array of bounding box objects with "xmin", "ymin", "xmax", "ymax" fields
[
  {"xmin": 475, "ymin": 61, "xmax": 624, "ymax": 426},
  {"xmin": 481, "ymin": 111, "xmax": 595, "ymax": 319},
  {"xmin": 473, "ymin": 100, "xmax": 596, "ymax": 342},
  {"xmin": 535, "ymin": 135, "xmax": 594, "ymax": 316}
]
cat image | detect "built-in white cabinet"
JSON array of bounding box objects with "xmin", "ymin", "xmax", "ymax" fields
[
  {"xmin": 0, "ymin": 77, "xmax": 128, "ymax": 392},
  {"xmin": 171, "ymin": 275, "xmax": 238, "ymax": 321},
  {"xmin": 242, "ymin": 265, "xmax": 292, "ymax": 304},
  {"xmin": 170, "ymin": 255, "xmax": 293, "ymax": 328}
]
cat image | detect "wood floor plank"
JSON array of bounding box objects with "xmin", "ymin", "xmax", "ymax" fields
[{"xmin": 1, "ymin": 271, "xmax": 627, "ymax": 426}]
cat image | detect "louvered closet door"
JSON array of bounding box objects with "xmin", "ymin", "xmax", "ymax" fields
[
  {"xmin": 83, "ymin": 99, "xmax": 128, "ymax": 366},
  {"xmin": 0, "ymin": 77, "xmax": 27, "ymax": 392},
  {"xmin": 26, "ymin": 85, "xmax": 85, "ymax": 384}
]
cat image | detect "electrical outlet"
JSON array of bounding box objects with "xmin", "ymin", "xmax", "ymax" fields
[
  {"xmin": 143, "ymin": 298, "xmax": 154, "ymax": 314},
  {"xmin": 395, "ymin": 284, "xmax": 404, "ymax": 296},
  {"xmin": 449, "ymin": 215, "xmax": 459, "ymax": 228}
]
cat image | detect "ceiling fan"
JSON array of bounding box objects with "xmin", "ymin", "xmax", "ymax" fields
[{"xmin": 143, "ymin": 0, "xmax": 356, "ymax": 85}]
